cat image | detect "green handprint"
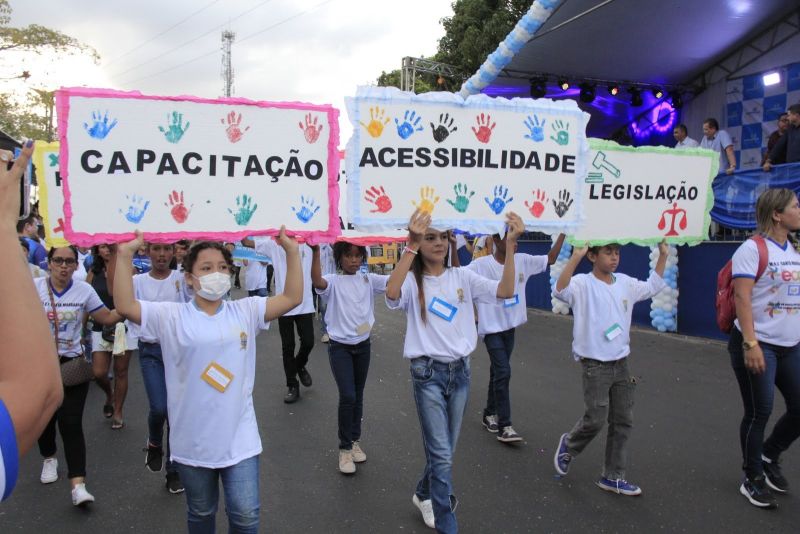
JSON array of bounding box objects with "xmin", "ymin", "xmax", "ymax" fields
[
  {"xmin": 158, "ymin": 111, "xmax": 190, "ymax": 144},
  {"xmin": 228, "ymin": 194, "xmax": 258, "ymax": 226},
  {"xmin": 446, "ymin": 183, "xmax": 475, "ymax": 213},
  {"xmin": 550, "ymin": 120, "xmax": 569, "ymax": 146}
]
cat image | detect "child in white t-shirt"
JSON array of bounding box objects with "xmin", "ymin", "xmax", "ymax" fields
[
  {"xmin": 552, "ymin": 241, "xmax": 667, "ymax": 497},
  {"xmin": 113, "ymin": 228, "xmax": 303, "ymax": 533},
  {"xmin": 311, "ymin": 242, "xmax": 388, "ymax": 475},
  {"xmin": 386, "ymin": 209, "xmax": 523, "ymax": 532}
]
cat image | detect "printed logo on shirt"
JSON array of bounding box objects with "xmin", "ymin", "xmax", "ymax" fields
[
  {"xmin": 240, "ymin": 331, "xmax": 248, "ymax": 350},
  {"xmin": 622, "ymin": 299, "xmax": 628, "ymax": 312},
  {"xmin": 456, "ymin": 288, "xmax": 465, "ymax": 304},
  {"xmin": 175, "ymin": 280, "xmax": 181, "ymax": 294},
  {"xmin": 788, "ymin": 284, "xmax": 800, "ymax": 296},
  {"xmin": 518, "ymin": 273, "xmax": 524, "ymax": 284}
]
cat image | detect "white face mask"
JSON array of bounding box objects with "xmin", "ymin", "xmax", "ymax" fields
[{"xmin": 193, "ymin": 272, "xmax": 231, "ymax": 301}]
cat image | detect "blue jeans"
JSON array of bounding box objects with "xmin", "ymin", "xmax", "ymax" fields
[
  {"xmin": 411, "ymin": 356, "xmax": 470, "ymax": 534},
  {"xmin": 247, "ymin": 288, "xmax": 267, "ymax": 297},
  {"xmin": 176, "ymin": 455, "xmax": 260, "ymax": 534},
  {"xmin": 328, "ymin": 339, "xmax": 371, "ymax": 449},
  {"xmin": 483, "ymin": 328, "xmax": 516, "ymax": 429},
  {"xmin": 729, "ymin": 328, "xmax": 800, "ymax": 479},
  {"xmin": 139, "ymin": 341, "xmax": 176, "ymax": 474}
]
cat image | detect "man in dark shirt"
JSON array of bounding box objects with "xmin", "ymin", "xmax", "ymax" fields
[
  {"xmin": 761, "ymin": 113, "xmax": 789, "ymax": 165},
  {"xmin": 763, "ymin": 104, "xmax": 800, "ymax": 170}
]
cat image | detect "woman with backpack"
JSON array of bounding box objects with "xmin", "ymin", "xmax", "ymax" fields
[{"xmin": 729, "ymin": 188, "xmax": 800, "ymax": 510}]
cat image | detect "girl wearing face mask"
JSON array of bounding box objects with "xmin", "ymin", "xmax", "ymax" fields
[
  {"xmin": 113, "ymin": 231, "xmax": 303, "ymax": 534},
  {"xmin": 35, "ymin": 246, "xmax": 123, "ymax": 506}
]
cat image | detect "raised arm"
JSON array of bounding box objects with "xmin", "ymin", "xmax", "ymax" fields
[
  {"xmin": 310, "ymin": 244, "xmax": 328, "ymax": 290},
  {"xmin": 496, "ymin": 212, "xmax": 523, "ymax": 298},
  {"xmin": 655, "ymin": 240, "xmax": 668, "ymax": 277},
  {"xmin": 448, "ymin": 231, "xmax": 461, "ymax": 267},
  {"xmin": 547, "ymin": 233, "xmax": 566, "ymax": 265},
  {"xmin": 556, "ymin": 245, "xmax": 588, "ymax": 292},
  {"xmin": 386, "ymin": 210, "xmax": 429, "ymax": 301},
  {"xmin": 112, "ymin": 232, "xmax": 144, "ymax": 324},
  {"xmin": 265, "ymin": 227, "xmax": 303, "ymax": 321}
]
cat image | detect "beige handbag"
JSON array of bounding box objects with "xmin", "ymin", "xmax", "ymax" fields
[{"xmin": 47, "ymin": 281, "xmax": 94, "ymax": 387}]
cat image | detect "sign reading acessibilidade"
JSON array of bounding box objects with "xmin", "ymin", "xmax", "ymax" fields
[
  {"xmin": 56, "ymin": 87, "xmax": 340, "ymax": 246},
  {"xmin": 345, "ymin": 86, "xmax": 589, "ymax": 235},
  {"xmin": 571, "ymin": 139, "xmax": 718, "ymax": 246}
]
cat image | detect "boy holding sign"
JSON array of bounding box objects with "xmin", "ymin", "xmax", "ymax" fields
[{"xmin": 552, "ymin": 241, "xmax": 667, "ymax": 496}]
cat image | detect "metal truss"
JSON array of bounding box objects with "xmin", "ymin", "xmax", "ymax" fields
[{"xmin": 400, "ymin": 57, "xmax": 465, "ymax": 92}]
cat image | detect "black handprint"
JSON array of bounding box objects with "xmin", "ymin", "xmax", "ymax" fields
[
  {"xmin": 552, "ymin": 189, "xmax": 573, "ymax": 218},
  {"xmin": 430, "ymin": 113, "xmax": 458, "ymax": 143}
]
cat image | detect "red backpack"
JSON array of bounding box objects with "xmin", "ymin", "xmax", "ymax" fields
[{"xmin": 716, "ymin": 236, "xmax": 768, "ymax": 333}]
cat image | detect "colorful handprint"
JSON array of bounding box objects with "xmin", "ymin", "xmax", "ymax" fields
[
  {"xmin": 229, "ymin": 194, "xmax": 258, "ymax": 226},
  {"xmin": 524, "ymin": 189, "xmax": 548, "ymax": 218},
  {"xmin": 221, "ymin": 111, "xmax": 250, "ymax": 143},
  {"xmin": 364, "ymin": 186, "xmax": 392, "ymax": 213},
  {"xmin": 471, "ymin": 113, "xmax": 496, "ymax": 143},
  {"xmin": 485, "ymin": 185, "xmax": 513, "ymax": 215},
  {"xmin": 446, "ymin": 183, "xmax": 474, "ymax": 213},
  {"xmin": 395, "ymin": 110, "xmax": 424, "ymax": 140},
  {"xmin": 84, "ymin": 110, "xmax": 118, "ymax": 140},
  {"xmin": 165, "ymin": 190, "xmax": 192, "ymax": 223},
  {"xmin": 159, "ymin": 112, "xmax": 190, "ymax": 144},
  {"xmin": 551, "ymin": 120, "xmax": 570, "ymax": 146},
  {"xmin": 552, "ymin": 189, "xmax": 573, "ymax": 217},
  {"xmin": 299, "ymin": 113, "xmax": 323, "ymax": 143},
  {"xmin": 412, "ymin": 186, "xmax": 440, "ymax": 215},
  {"xmin": 292, "ymin": 196, "xmax": 320, "ymax": 223},
  {"xmin": 430, "ymin": 113, "xmax": 457, "ymax": 143},
  {"xmin": 119, "ymin": 195, "xmax": 150, "ymax": 224},
  {"xmin": 524, "ymin": 115, "xmax": 545, "ymax": 142},
  {"xmin": 359, "ymin": 107, "xmax": 390, "ymax": 138}
]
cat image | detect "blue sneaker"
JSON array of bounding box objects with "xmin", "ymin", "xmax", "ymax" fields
[
  {"xmin": 596, "ymin": 477, "xmax": 642, "ymax": 496},
  {"xmin": 554, "ymin": 433, "xmax": 572, "ymax": 476}
]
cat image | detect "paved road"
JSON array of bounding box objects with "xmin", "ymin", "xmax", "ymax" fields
[{"xmin": 2, "ymin": 291, "xmax": 798, "ymax": 533}]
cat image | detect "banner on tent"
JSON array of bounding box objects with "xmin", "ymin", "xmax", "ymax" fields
[
  {"xmin": 33, "ymin": 141, "xmax": 69, "ymax": 248},
  {"xmin": 345, "ymin": 87, "xmax": 589, "ymax": 235},
  {"xmin": 55, "ymin": 87, "xmax": 340, "ymax": 246},
  {"xmin": 570, "ymin": 140, "xmax": 717, "ymax": 246}
]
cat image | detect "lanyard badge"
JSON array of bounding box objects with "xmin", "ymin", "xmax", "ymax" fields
[
  {"xmin": 503, "ymin": 294, "xmax": 520, "ymax": 308},
  {"xmin": 429, "ymin": 297, "xmax": 458, "ymax": 322}
]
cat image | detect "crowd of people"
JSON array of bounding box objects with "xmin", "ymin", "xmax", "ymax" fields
[{"xmin": 1, "ymin": 140, "xmax": 799, "ymax": 533}]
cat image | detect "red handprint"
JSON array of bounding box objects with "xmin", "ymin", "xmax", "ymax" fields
[
  {"xmin": 165, "ymin": 190, "xmax": 192, "ymax": 223},
  {"xmin": 53, "ymin": 217, "xmax": 65, "ymax": 233},
  {"xmin": 471, "ymin": 113, "xmax": 496, "ymax": 144},
  {"xmin": 524, "ymin": 189, "xmax": 548, "ymax": 218},
  {"xmin": 364, "ymin": 186, "xmax": 392, "ymax": 213},
  {"xmin": 221, "ymin": 111, "xmax": 250, "ymax": 143},
  {"xmin": 299, "ymin": 113, "xmax": 323, "ymax": 144}
]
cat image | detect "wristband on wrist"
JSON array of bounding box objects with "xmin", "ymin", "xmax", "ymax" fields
[{"xmin": 405, "ymin": 247, "xmax": 418, "ymax": 255}]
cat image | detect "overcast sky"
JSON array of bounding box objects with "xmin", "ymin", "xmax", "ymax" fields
[{"xmin": 3, "ymin": 0, "xmax": 455, "ymax": 143}]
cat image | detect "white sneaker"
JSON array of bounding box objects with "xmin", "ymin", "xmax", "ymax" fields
[
  {"xmin": 40, "ymin": 458, "xmax": 58, "ymax": 484},
  {"xmin": 412, "ymin": 494, "xmax": 435, "ymax": 529},
  {"xmin": 71, "ymin": 483, "xmax": 95, "ymax": 506},
  {"xmin": 338, "ymin": 449, "xmax": 356, "ymax": 474},
  {"xmin": 351, "ymin": 441, "xmax": 367, "ymax": 463}
]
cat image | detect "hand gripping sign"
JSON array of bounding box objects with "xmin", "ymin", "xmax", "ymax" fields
[{"xmin": 55, "ymin": 87, "xmax": 340, "ymax": 245}]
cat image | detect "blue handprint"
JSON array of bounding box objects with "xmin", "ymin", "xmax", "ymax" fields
[
  {"xmin": 83, "ymin": 110, "xmax": 118, "ymax": 140},
  {"xmin": 158, "ymin": 111, "xmax": 190, "ymax": 144},
  {"xmin": 292, "ymin": 195, "xmax": 320, "ymax": 223},
  {"xmin": 484, "ymin": 185, "xmax": 513, "ymax": 215},
  {"xmin": 228, "ymin": 194, "xmax": 258, "ymax": 226},
  {"xmin": 523, "ymin": 114, "xmax": 545, "ymax": 142},
  {"xmin": 119, "ymin": 194, "xmax": 150, "ymax": 223},
  {"xmin": 394, "ymin": 110, "xmax": 424, "ymax": 140}
]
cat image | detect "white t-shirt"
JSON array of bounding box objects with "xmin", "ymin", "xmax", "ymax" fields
[
  {"xmin": 386, "ymin": 268, "xmax": 500, "ymax": 362},
  {"xmin": 139, "ymin": 297, "xmax": 269, "ymax": 468},
  {"xmin": 467, "ymin": 253, "xmax": 548, "ymax": 334},
  {"xmin": 316, "ymin": 273, "xmax": 388, "ymax": 344},
  {"xmin": 256, "ymin": 240, "xmax": 314, "ymax": 316},
  {"xmin": 128, "ymin": 270, "xmax": 192, "ymax": 343},
  {"xmin": 554, "ymin": 272, "xmax": 666, "ymax": 361},
  {"xmin": 732, "ymin": 238, "xmax": 800, "ymax": 347},
  {"xmin": 243, "ymin": 259, "xmax": 268, "ymax": 291},
  {"xmin": 36, "ymin": 278, "xmax": 105, "ymax": 357}
]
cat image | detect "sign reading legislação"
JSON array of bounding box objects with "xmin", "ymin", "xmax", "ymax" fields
[
  {"xmin": 345, "ymin": 87, "xmax": 589, "ymax": 235},
  {"xmin": 34, "ymin": 141, "xmax": 69, "ymax": 248},
  {"xmin": 56, "ymin": 87, "xmax": 340, "ymax": 246},
  {"xmin": 571, "ymin": 139, "xmax": 718, "ymax": 246}
]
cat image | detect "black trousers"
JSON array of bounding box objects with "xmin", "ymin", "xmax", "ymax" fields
[
  {"xmin": 278, "ymin": 313, "xmax": 315, "ymax": 387},
  {"xmin": 38, "ymin": 380, "xmax": 90, "ymax": 479}
]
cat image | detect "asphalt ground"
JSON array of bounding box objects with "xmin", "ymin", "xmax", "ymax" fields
[{"xmin": 2, "ymin": 289, "xmax": 799, "ymax": 533}]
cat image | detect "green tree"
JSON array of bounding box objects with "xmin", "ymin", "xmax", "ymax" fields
[
  {"xmin": 377, "ymin": 69, "xmax": 438, "ymax": 94},
  {"xmin": 0, "ymin": 0, "xmax": 98, "ymax": 59}
]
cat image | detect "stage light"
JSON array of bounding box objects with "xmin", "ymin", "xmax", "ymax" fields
[
  {"xmin": 669, "ymin": 91, "xmax": 683, "ymax": 109},
  {"xmin": 608, "ymin": 84, "xmax": 620, "ymax": 96},
  {"xmin": 579, "ymin": 83, "xmax": 596, "ymax": 103},
  {"xmin": 530, "ymin": 78, "xmax": 547, "ymax": 98},
  {"xmin": 630, "ymin": 87, "xmax": 643, "ymax": 107},
  {"xmin": 652, "ymin": 87, "xmax": 664, "ymax": 99},
  {"xmin": 763, "ymin": 71, "xmax": 780, "ymax": 86},
  {"xmin": 557, "ymin": 78, "xmax": 569, "ymax": 91}
]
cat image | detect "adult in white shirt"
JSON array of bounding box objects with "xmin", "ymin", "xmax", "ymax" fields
[
  {"xmin": 467, "ymin": 233, "xmax": 565, "ymax": 442},
  {"xmin": 311, "ymin": 242, "xmax": 388, "ymax": 474},
  {"xmin": 552, "ymin": 241, "xmax": 667, "ymax": 497},
  {"xmin": 729, "ymin": 188, "xmax": 800, "ymax": 509},
  {"xmin": 242, "ymin": 255, "xmax": 268, "ymax": 297},
  {"xmin": 36, "ymin": 246, "xmax": 123, "ymax": 506},
  {"xmin": 113, "ymin": 229, "xmax": 303, "ymax": 534},
  {"xmin": 386, "ymin": 210, "xmax": 522, "ymax": 532},
  {"xmin": 700, "ymin": 117, "xmax": 736, "ymax": 175},
  {"xmin": 673, "ymin": 124, "xmax": 699, "ymax": 149}
]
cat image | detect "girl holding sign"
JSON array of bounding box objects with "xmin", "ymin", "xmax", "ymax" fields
[
  {"xmin": 385, "ymin": 209, "xmax": 523, "ymax": 533},
  {"xmin": 113, "ymin": 230, "xmax": 303, "ymax": 534},
  {"xmin": 310, "ymin": 242, "xmax": 388, "ymax": 475}
]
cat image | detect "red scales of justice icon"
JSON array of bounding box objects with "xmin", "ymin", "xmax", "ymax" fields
[{"xmin": 658, "ymin": 203, "xmax": 687, "ymax": 236}]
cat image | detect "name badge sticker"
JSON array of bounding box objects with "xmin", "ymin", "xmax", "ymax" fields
[
  {"xmin": 356, "ymin": 322, "xmax": 371, "ymax": 336},
  {"xmin": 604, "ymin": 323, "xmax": 623, "ymax": 341},
  {"xmin": 201, "ymin": 362, "xmax": 234, "ymax": 393},
  {"xmin": 429, "ymin": 297, "xmax": 458, "ymax": 322},
  {"xmin": 504, "ymin": 294, "xmax": 520, "ymax": 308}
]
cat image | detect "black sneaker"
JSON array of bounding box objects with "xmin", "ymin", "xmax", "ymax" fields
[
  {"xmin": 284, "ymin": 386, "xmax": 300, "ymax": 404},
  {"xmin": 144, "ymin": 443, "xmax": 164, "ymax": 473},
  {"xmin": 166, "ymin": 472, "xmax": 184, "ymax": 494},
  {"xmin": 298, "ymin": 368, "xmax": 313, "ymax": 387},
  {"xmin": 762, "ymin": 455, "xmax": 789, "ymax": 493},
  {"xmin": 740, "ymin": 475, "xmax": 777, "ymax": 509}
]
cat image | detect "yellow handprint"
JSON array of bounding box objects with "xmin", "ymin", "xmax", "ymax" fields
[
  {"xmin": 412, "ymin": 186, "xmax": 440, "ymax": 215},
  {"xmin": 359, "ymin": 106, "xmax": 390, "ymax": 138}
]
